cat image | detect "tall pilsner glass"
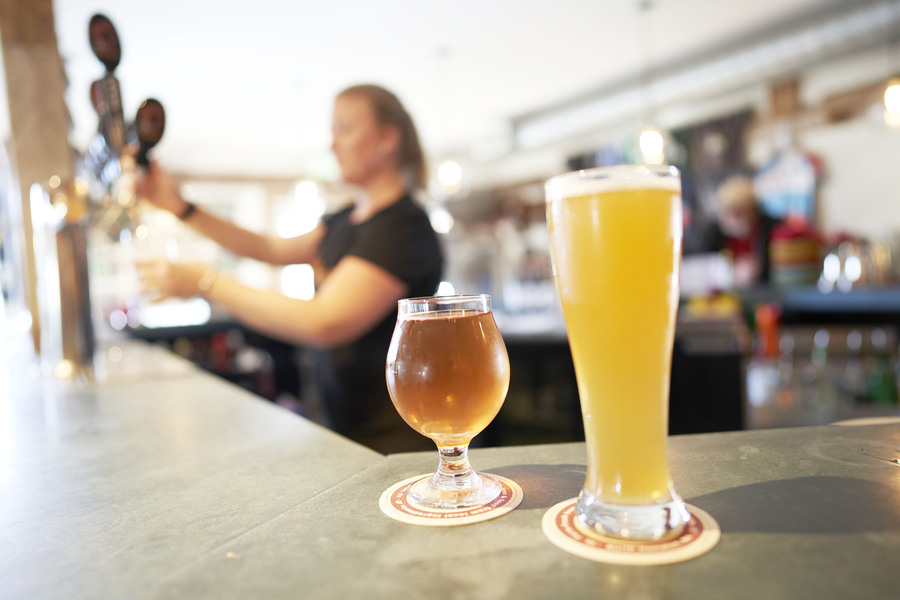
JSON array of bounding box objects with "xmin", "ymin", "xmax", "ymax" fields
[{"xmin": 545, "ymin": 165, "xmax": 690, "ymax": 541}]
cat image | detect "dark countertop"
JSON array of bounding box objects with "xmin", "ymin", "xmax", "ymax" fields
[
  {"xmin": 125, "ymin": 284, "xmax": 900, "ymax": 343},
  {"xmin": 2, "ymin": 339, "xmax": 899, "ymax": 599},
  {"xmin": 739, "ymin": 284, "xmax": 900, "ymax": 325}
]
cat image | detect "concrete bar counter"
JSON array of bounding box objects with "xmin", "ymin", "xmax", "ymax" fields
[
  {"xmin": 0, "ymin": 341, "xmax": 379, "ymax": 599},
  {"xmin": 2, "ymin": 341, "xmax": 899, "ymax": 599}
]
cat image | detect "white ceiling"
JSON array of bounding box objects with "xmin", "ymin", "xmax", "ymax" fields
[{"xmin": 51, "ymin": 0, "xmax": 887, "ymax": 184}]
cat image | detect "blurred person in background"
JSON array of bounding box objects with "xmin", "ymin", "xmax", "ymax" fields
[
  {"xmin": 136, "ymin": 84, "xmax": 443, "ymax": 453},
  {"xmin": 702, "ymin": 173, "xmax": 780, "ymax": 288}
]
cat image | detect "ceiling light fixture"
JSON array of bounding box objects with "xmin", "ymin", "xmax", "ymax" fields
[
  {"xmin": 884, "ymin": 77, "xmax": 900, "ymax": 111},
  {"xmin": 639, "ymin": 125, "xmax": 665, "ymax": 164},
  {"xmin": 884, "ymin": 77, "xmax": 900, "ymax": 127},
  {"xmin": 436, "ymin": 158, "xmax": 463, "ymax": 194}
]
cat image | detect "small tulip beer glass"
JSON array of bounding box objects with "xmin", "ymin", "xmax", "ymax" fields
[
  {"xmin": 385, "ymin": 295, "xmax": 510, "ymax": 509},
  {"xmin": 545, "ymin": 165, "xmax": 690, "ymax": 541}
]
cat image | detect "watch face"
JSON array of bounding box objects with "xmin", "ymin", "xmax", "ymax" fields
[
  {"xmin": 136, "ymin": 99, "xmax": 166, "ymax": 145},
  {"xmin": 88, "ymin": 14, "xmax": 121, "ymax": 71}
]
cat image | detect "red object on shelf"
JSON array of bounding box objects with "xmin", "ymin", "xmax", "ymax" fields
[
  {"xmin": 754, "ymin": 303, "xmax": 782, "ymax": 358},
  {"xmin": 769, "ymin": 215, "xmax": 822, "ymax": 243}
]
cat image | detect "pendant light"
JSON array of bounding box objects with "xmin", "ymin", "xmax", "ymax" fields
[
  {"xmin": 637, "ymin": 0, "xmax": 666, "ymax": 163},
  {"xmin": 883, "ymin": 0, "xmax": 900, "ymax": 127},
  {"xmin": 431, "ymin": 47, "xmax": 468, "ymax": 203}
]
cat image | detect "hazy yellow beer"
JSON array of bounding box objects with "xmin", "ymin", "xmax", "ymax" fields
[{"xmin": 545, "ymin": 165, "xmax": 689, "ymax": 540}]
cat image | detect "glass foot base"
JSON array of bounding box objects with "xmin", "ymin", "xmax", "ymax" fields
[
  {"xmin": 407, "ymin": 472, "xmax": 502, "ymax": 510},
  {"xmin": 575, "ymin": 491, "xmax": 691, "ymax": 542}
]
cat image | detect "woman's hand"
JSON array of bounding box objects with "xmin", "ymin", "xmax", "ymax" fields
[
  {"xmin": 138, "ymin": 259, "xmax": 210, "ymax": 301},
  {"xmin": 134, "ymin": 157, "xmax": 191, "ymax": 217}
]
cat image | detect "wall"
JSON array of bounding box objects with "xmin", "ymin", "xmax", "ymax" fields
[{"xmin": 802, "ymin": 115, "xmax": 900, "ymax": 242}]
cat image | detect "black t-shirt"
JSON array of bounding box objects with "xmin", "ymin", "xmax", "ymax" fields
[{"xmin": 313, "ymin": 193, "xmax": 442, "ymax": 453}]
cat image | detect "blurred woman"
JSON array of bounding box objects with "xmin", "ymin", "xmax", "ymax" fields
[
  {"xmin": 137, "ymin": 84, "xmax": 443, "ymax": 453},
  {"xmin": 704, "ymin": 174, "xmax": 780, "ymax": 288}
]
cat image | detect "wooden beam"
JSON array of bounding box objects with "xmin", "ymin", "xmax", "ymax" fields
[{"xmin": 0, "ymin": 0, "xmax": 75, "ymax": 351}]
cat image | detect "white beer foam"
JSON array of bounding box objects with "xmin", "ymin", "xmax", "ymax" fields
[{"xmin": 545, "ymin": 166, "xmax": 680, "ymax": 201}]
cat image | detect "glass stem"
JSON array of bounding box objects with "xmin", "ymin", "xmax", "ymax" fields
[{"xmin": 432, "ymin": 444, "xmax": 476, "ymax": 488}]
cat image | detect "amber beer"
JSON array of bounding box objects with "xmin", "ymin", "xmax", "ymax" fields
[
  {"xmin": 386, "ymin": 309, "xmax": 509, "ymax": 448},
  {"xmin": 545, "ymin": 165, "xmax": 690, "ymax": 541},
  {"xmin": 385, "ymin": 295, "xmax": 510, "ymax": 509}
]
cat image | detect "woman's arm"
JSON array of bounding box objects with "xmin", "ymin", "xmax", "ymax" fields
[
  {"xmin": 180, "ymin": 204, "xmax": 325, "ymax": 266},
  {"xmin": 137, "ymin": 160, "xmax": 323, "ymax": 265},
  {"xmin": 142, "ymin": 256, "xmax": 407, "ymax": 348}
]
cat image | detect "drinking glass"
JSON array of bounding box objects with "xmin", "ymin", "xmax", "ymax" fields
[
  {"xmin": 385, "ymin": 295, "xmax": 510, "ymax": 509},
  {"xmin": 545, "ymin": 165, "xmax": 690, "ymax": 541}
]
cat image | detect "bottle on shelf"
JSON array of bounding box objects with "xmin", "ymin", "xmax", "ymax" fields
[
  {"xmin": 841, "ymin": 329, "xmax": 866, "ymax": 404},
  {"xmin": 866, "ymin": 328, "xmax": 898, "ymax": 404}
]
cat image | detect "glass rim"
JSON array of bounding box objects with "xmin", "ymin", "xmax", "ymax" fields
[
  {"xmin": 550, "ymin": 163, "xmax": 678, "ymax": 181},
  {"xmin": 398, "ymin": 293, "xmax": 490, "ymax": 305},
  {"xmin": 397, "ymin": 294, "xmax": 491, "ymax": 314},
  {"xmin": 545, "ymin": 163, "xmax": 678, "ymax": 186}
]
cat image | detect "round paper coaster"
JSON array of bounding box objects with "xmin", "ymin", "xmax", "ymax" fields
[
  {"xmin": 542, "ymin": 498, "xmax": 720, "ymax": 565},
  {"xmin": 379, "ymin": 473, "xmax": 523, "ymax": 527}
]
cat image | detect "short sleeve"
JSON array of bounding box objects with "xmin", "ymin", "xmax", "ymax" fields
[{"xmin": 346, "ymin": 198, "xmax": 442, "ymax": 297}]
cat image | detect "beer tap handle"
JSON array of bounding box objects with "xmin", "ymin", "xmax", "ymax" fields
[
  {"xmin": 88, "ymin": 13, "xmax": 121, "ymax": 73},
  {"xmin": 134, "ymin": 99, "xmax": 166, "ymax": 168},
  {"xmin": 88, "ymin": 14, "xmax": 127, "ymax": 157}
]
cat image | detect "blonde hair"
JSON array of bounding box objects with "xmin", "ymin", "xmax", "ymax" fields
[
  {"xmin": 716, "ymin": 175, "xmax": 757, "ymax": 210},
  {"xmin": 337, "ymin": 84, "xmax": 428, "ymax": 191}
]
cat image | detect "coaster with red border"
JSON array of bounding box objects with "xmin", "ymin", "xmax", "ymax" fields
[
  {"xmin": 379, "ymin": 473, "xmax": 523, "ymax": 526},
  {"xmin": 542, "ymin": 498, "xmax": 720, "ymax": 565}
]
